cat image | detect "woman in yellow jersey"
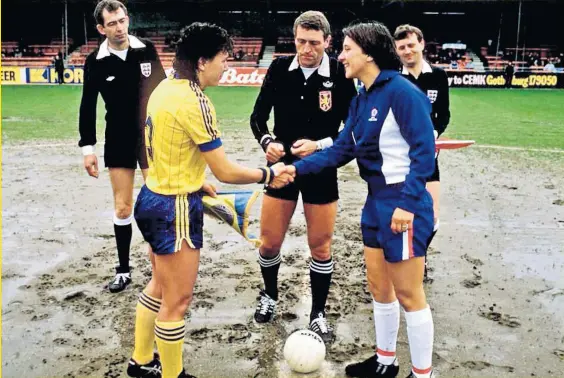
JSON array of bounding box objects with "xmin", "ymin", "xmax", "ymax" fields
[{"xmin": 126, "ymin": 23, "xmax": 293, "ymax": 378}]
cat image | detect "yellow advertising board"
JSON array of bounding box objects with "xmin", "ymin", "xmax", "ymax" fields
[{"xmin": 1, "ymin": 67, "xmax": 25, "ymax": 85}]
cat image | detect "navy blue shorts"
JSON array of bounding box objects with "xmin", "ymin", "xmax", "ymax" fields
[
  {"xmin": 134, "ymin": 185, "xmax": 203, "ymax": 254},
  {"xmin": 361, "ymin": 184, "xmax": 434, "ymax": 263}
]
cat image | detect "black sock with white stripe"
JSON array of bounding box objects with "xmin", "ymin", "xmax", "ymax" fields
[
  {"xmin": 114, "ymin": 214, "xmax": 133, "ymax": 273},
  {"xmin": 310, "ymin": 257, "xmax": 334, "ymax": 319},
  {"xmin": 258, "ymin": 252, "xmax": 282, "ymax": 301}
]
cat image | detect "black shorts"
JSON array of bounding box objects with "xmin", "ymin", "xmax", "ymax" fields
[
  {"xmin": 265, "ymin": 165, "xmax": 339, "ymax": 205},
  {"xmin": 104, "ymin": 142, "xmax": 148, "ymax": 170},
  {"xmin": 427, "ymin": 156, "xmax": 440, "ymax": 182}
]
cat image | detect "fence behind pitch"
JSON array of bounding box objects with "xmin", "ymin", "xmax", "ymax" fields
[{"xmin": 3, "ymin": 65, "xmax": 564, "ymax": 89}]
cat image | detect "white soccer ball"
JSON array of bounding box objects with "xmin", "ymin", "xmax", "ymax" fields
[{"xmin": 283, "ymin": 329, "xmax": 326, "ymax": 373}]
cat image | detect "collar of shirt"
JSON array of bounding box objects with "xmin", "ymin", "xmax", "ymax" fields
[
  {"xmin": 288, "ymin": 52, "xmax": 331, "ymax": 77},
  {"xmin": 401, "ymin": 60, "xmax": 433, "ymax": 75},
  {"xmin": 96, "ymin": 35, "xmax": 146, "ymax": 60},
  {"xmin": 108, "ymin": 46, "xmax": 128, "ymax": 61},
  {"xmin": 361, "ymin": 69, "xmax": 399, "ymax": 94}
]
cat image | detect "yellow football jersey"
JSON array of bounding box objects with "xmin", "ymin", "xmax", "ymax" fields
[{"xmin": 144, "ymin": 78, "xmax": 222, "ymax": 195}]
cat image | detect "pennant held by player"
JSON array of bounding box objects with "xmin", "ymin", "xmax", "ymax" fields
[{"xmin": 202, "ymin": 190, "xmax": 262, "ymax": 247}]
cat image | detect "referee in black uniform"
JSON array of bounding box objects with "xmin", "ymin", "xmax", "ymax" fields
[
  {"xmin": 249, "ymin": 11, "xmax": 357, "ymax": 342},
  {"xmin": 78, "ymin": 0, "xmax": 165, "ymax": 293},
  {"xmin": 394, "ymin": 24, "xmax": 450, "ymax": 280}
]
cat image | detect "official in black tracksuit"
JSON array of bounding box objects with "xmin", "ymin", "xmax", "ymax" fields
[
  {"xmin": 401, "ymin": 61, "xmax": 451, "ymax": 167},
  {"xmin": 249, "ymin": 11, "xmax": 357, "ymax": 342},
  {"xmin": 394, "ymin": 24, "xmax": 451, "ymax": 280},
  {"xmin": 78, "ymin": 0, "xmax": 165, "ymax": 293}
]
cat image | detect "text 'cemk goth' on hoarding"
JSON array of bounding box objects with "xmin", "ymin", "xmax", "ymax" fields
[{"xmin": 446, "ymin": 71, "xmax": 563, "ymax": 89}]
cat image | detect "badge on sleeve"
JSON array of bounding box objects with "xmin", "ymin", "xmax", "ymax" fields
[
  {"xmin": 140, "ymin": 62, "xmax": 152, "ymax": 77},
  {"xmin": 319, "ymin": 90, "xmax": 332, "ymax": 112}
]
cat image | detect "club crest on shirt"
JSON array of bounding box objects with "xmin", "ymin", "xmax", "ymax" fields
[
  {"xmin": 368, "ymin": 107, "xmax": 378, "ymax": 122},
  {"xmin": 322, "ymin": 80, "xmax": 334, "ymax": 88},
  {"xmin": 427, "ymin": 89, "xmax": 438, "ymax": 103},
  {"xmin": 319, "ymin": 90, "xmax": 332, "ymax": 112},
  {"xmin": 140, "ymin": 62, "xmax": 152, "ymax": 77}
]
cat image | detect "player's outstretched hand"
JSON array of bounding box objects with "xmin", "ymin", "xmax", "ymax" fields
[
  {"xmin": 201, "ymin": 181, "xmax": 218, "ymax": 198},
  {"xmin": 285, "ymin": 165, "xmax": 297, "ymax": 177},
  {"xmin": 269, "ymin": 162, "xmax": 295, "ymax": 189},
  {"xmin": 266, "ymin": 142, "xmax": 285, "ymax": 163},
  {"xmin": 84, "ymin": 154, "xmax": 99, "ymax": 178},
  {"xmin": 269, "ymin": 173, "xmax": 294, "ymax": 189},
  {"xmin": 270, "ymin": 162, "xmax": 297, "ymax": 178}
]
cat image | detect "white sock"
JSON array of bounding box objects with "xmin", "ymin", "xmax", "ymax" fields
[
  {"xmin": 373, "ymin": 300, "xmax": 400, "ymax": 365},
  {"xmin": 405, "ymin": 305, "xmax": 434, "ymax": 378}
]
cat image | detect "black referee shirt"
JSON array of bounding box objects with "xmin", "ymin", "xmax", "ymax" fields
[
  {"xmin": 78, "ymin": 35, "xmax": 165, "ymax": 149},
  {"xmin": 250, "ymin": 54, "xmax": 357, "ymax": 152},
  {"xmin": 402, "ymin": 61, "xmax": 450, "ymax": 136}
]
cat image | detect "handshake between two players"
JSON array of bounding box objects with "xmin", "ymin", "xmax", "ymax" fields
[
  {"xmin": 268, "ymin": 162, "xmax": 297, "ymax": 189},
  {"xmin": 263, "ymin": 138, "xmax": 320, "ymax": 189}
]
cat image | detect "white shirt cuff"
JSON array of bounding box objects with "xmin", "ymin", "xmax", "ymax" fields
[
  {"xmin": 82, "ymin": 145, "xmax": 95, "ymax": 156},
  {"xmin": 260, "ymin": 134, "xmax": 273, "ymax": 144},
  {"xmin": 316, "ymin": 137, "xmax": 333, "ymax": 151}
]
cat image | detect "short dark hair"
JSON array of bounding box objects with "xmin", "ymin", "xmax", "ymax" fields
[
  {"xmin": 342, "ymin": 21, "xmax": 400, "ymax": 71},
  {"xmin": 94, "ymin": 0, "xmax": 127, "ymax": 26},
  {"xmin": 173, "ymin": 22, "xmax": 233, "ymax": 82},
  {"xmin": 393, "ymin": 24, "xmax": 424, "ymax": 42},
  {"xmin": 293, "ymin": 10, "xmax": 331, "ymax": 39}
]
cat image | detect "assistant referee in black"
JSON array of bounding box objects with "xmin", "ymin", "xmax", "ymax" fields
[
  {"xmin": 78, "ymin": 0, "xmax": 165, "ymax": 293},
  {"xmin": 394, "ymin": 24, "xmax": 451, "ymax": 279}
]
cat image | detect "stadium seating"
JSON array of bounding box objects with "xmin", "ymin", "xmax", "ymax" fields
[
  {"xmin": 64, "ymin": 36, "xmax": 262, "ymax": 69},
  {"xmin": 480, "ymin": 46, "xmax": 562, "ymax": 72},
  {"xmin": 1, "ymin": 38, "xmax": 72, "ymax": 67},
  {"xmin": 272, "ymin": 36, "xmax": 482, "ymax": 71},
  {"xmin": 2, "ymin": 35, "xmax": 262, "ymax": 70},
  {"xmin": 7, "ymin": 34, "xmax": 559, "ymax": 74}
]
